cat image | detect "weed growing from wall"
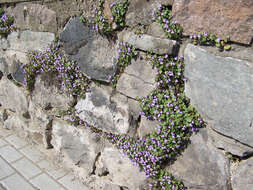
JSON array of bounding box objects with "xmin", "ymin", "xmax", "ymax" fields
[
  {"xmin": 110, "ymin": 41, "xmax": 137, "ymax": 88},
  {"xmin": 0, "ymin": 8, "xmax": 14, "ymax": 36},
  {"xmin": 153, "ymin": 5, "xmax": 183, "ymax": 40},
  {"xmin": 68, "ymin": 53, "xmax": 204, "ymax": 190},
  {"xmin": 153, "ymin": 4, "xmax": 231, "ymax": 51},
  {"xmin": 82, "ymin": 0, "xmax": 129, "ymax": 35},
  {"xmin": 190, "ymin": 32, "xmax": 231, "ymax": 51},
  {"xmin": 23, "ymin": 40, "xmax": 90, "ymax": 98}
]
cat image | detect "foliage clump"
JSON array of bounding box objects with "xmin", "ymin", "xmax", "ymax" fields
[
  {"xmin": 69, "ymin": 53, "xmax": 204, "ymax": 189},
  {"xmin": 82, "ymin": 0, "xmax": 129, "ymax": 35},
  {"xmin": 23, "ymin": 40, "xmax": 90, "ymax": 98},
  {"xmin": 153, "ymin": 5, "xmax": 183, "ymax": 40},
  {"xmin": 190, "ymin": 32, "xmax": 231, "ymax": 51},
  {"xmin": 110, "ymin": 41, "xmax": 137, "ymax": 88},
  {"xmin": 0, "ymin": 8, "xmax": 15, "ymax": 35}
]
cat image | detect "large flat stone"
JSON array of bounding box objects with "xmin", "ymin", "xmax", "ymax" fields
[
  {"xmin": 166, "ymin": 129, "xmax": 230, "ymax": 190},
  {"xmin": 0, "ymin": 77, "xmax": 28, "ymax": 114},
  {"xmin": 99, "ymin": 146, "xmax": 147, "ymax": 189},
  {"xmin": 121, "ymin": 31, "xmax": 179, "ymax": 55},
  {"xmin": 31, "ymin": 74, "xmax": 75, "ymax": 110},
  {"xmin": 232, "ymin": 157, "xmax": 253, "ymax": 190},
  {"xmin": 116, "ymin": 56, "xmax": 156, "ymax": 99},
  {"xmin": 7, "ymin": 3, "xmax": 57, "ymax": 33},
  {"xmin": 7, "ymin": 30, "xmax": 55, "ymax": 53},
  {"xmin": 51, "ymin": 119, "xmax": 103, "ymax": 177},
  {"xmin": 172, "ymin": 0, "xmax": 253, "ymax": 44},
  {"xmin": 184, "ymin": 44, "xmax": 253, "ymax": 147},
  {"xmin": 60, "ymin": 17, "xmax": 118, "ymax": 82},
  {"xmin": 76, "ymin": 84, "xmax": 136, "ymax": 135}
]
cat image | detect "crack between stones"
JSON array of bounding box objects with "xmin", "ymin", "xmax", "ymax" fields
[
  {"xmin": 124, "ymin": 72, "xmax": 155, "ymax": 86},
  {"xmin": 211, "ymin": 127, "xmax": 253, "ymax": 149}
]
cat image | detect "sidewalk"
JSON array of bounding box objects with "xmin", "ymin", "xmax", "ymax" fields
[{"xmin": 0, "ymin": 128, "xmax": 89, "ymax": 190}]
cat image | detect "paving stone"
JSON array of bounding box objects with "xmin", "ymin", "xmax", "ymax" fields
[
  {"xmin": 0, "ymin": 173, "xmax": 35, "ymax": 190},
  {"xmin": 12, "ymin": 158, "xmax": 42, "ymax": 179},
  {"xmin": 0, "ymin": 139, "xmax": 7, "ymax": 148},
  {"xmin": 37, "ymin": 160, "xmax": 67, "ymax": 179},
  {"xmin": 30, "ymin": 173, "xmax": 62, "ymax": 190},
  {"xmin": 0, "ymin": 128, "xmax": 12, "ymax": 138},
  {"xmin": 0, "ymin": 146, "xmax": 23, "ymax": 163},
  {"xmin": 5, "ymin": 135, "xmax": 27, "ymax": 149},
  {"xmin": 19, "ymin": 146, "xmax": 45, "ymax": 163},
  {"xmin": 0, "ymin": 157, "xmax": 15, "ymax": 179},
  {"xmin": 58, "ymin": 173, "xmax": 89, "ymax": 190}
]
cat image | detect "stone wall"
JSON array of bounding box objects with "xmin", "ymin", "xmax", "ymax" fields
[{"xmin": 0, "ymin": 0, "xmax": 253, "ymax": 190}]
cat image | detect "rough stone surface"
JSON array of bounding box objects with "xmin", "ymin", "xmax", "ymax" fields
[
  {"xmin": 198, "ymin": 44, "xmax": 253, "ymax": 63},
  {"xmin": 103, "ymin": 0, "xmax": 114, "ymax": 24},
  {"xmin": 7, "ymin": 30, "xmax": 55, "ymax": 53},
  {"xmin": 126, "ymin": 0, "xmax": 174, "ymax": 26},
  {"xmin": 147, "ymin": 22, "xmax": 167, "ymax": 39},
  {"xmin": 4, "ymin": 50, "xmax": 29, "ymax": 66},
  {"xmin": 59, "ymin": 17, "xmax": 90, "ymax": 55},
  {"xmin": 3, "ymin": 115, "xmax": 29, "ymax": 140},
  {"xmin": 0, "ymin": 54, "xmax": 8, "ymax": 76},
  {"xmin": 0, "ymin": 53, "xmax": 25, "ymax": 84},
  {"xmin": 138, "ymin": 116, "xmax": 158, "ymax": 137},
  {"xmin": 51, "ymin": 119, "xmax": 103, "ymax": 176},
  {"xmin": 167, "ymin": 128, "xmax": 230, "ymax": 190},
  {"xmin": 184, "ymin": 44, "xmax": 253, "ymax": 147},
  {"xmin": 0, "ymin": 77, "xmax": 28, "ymax": 114},
  {"xmin": 120, "ymin": 31, "xmax": 179, "ymax": 55},
  {"xmin": 172, "ymin": 0, "xmax": 253, "ymax": 44},
  {"xmin": 60, "ymin": 18, "xmax": 118, "ymax": 82},
  {"xmin": 28, "ymin": 100, "xmax": 53, "ymax": 148},
  {"xmin": 208, "ymin": 127, "xmax": 253, "ymax": 157},
  {"xmin": 31, "ymin": 73, "xmax": 75, "ymax": 110},
  {"xmin": 76, "ymin": 84, "xmax": 136, "ymax": 135},
  {"xmin": 116, "ymin": 55, "xmax": 156, "ymax": 99},
  {"xmin": 0, "ymin": 38, "xmax": 9, "ymax": 50},
  {"xmin": 127, "ymin": 98, "xmax": 141, "ymax": 121},
  {"xmin": 99, "ymin": 146, "xmax": 147, "ymax": 189},
  {"xmin": 232, "ymin": 157, "xmax": 253, "ymax": 190},
  {"xmin": 7, "ymin": 3, "xmax": 57, "ymax": 33}
]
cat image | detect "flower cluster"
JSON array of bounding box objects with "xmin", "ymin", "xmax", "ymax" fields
[
  {"xmin": 66, "ymin": 52, "xmax": 204, "ymax": 189},
  {"xmin": 148, "ymin": 54, "xmax": 185, "ymax": 93},
  {"xmin": 0, "ymin": 8, "xmax": 14, "ymax": 35},
  {"xmin": 190, "ymin": 32, "xmax": 231, "ymax": 51},
  {"xmin": 89, "ymin": 0, "xmax": 113, "ymax": 35},
  {"xmin": 68, "ymin": 105, "xmax": 186, "ymax": 189},
  {"xmin": 153, "ymin": 5, "xmax": 183, "ymax": 40},
  {"xmin": 82, "ymin": 0, "xmax": 129, "ymax": 35},
  {"xmin": 111, "ymin": 42, "xmax": 137, "ymax": 88},
  {"xmin": 110, "ymin": 0, "xmax": 129, "ymax": 28},
  {"xmin": 23, "ymin": 40, "xmax": 90, "ymax": 98}
]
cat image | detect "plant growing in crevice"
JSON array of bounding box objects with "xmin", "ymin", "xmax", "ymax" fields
[
  {"xmin": 153, "ymin": 5, "xmax": 183, "ymax": 40},
  {"xmin": 68, "ymin": 53, "xmax": 204, "ymax": 189},
  {"xmin": 23, "ymin": 40, "xmax": 90, "ymax": 98},
  {"xmin": 110, "ymin": 41, "xmax": 137, "ymax": 88},
  {"xmin": 0, "ymin": 8, "xmax": 15, "ymax": 36},
  {"xmin": 81, "ymin": 0, "xmax": 129, "ymax": 35},
  {"xmin": 190, "ymin": 32, "xmax": 231, "ymax": 51},
  {"xmin": 134, "ymin": 23, "xmax": 149, "ymax": 35}
]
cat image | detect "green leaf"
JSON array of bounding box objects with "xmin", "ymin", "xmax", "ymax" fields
[{"xmin": 224, "ymin": 45, "xmax": 231, "ymax": 51}]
